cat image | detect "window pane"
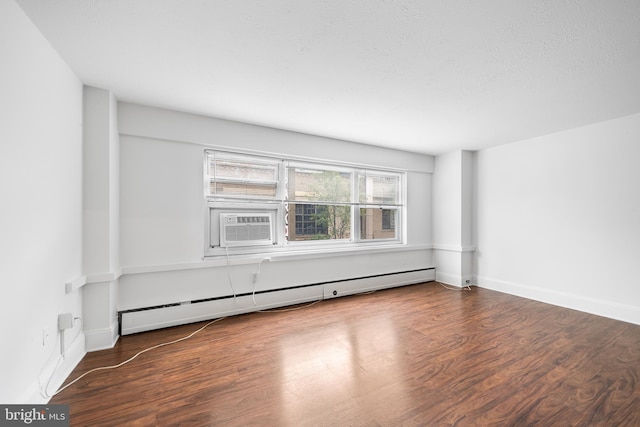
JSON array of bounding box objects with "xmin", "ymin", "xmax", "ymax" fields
[
  {"xmin": 212, "ymin": 158, "xmax": 278, "ymax": 182},
  {"xmin": 359, "ymin": 173, "xmax": 399, "ymax": 204},
  {"xmin": 288, "ymin": 168, "xmax": 351, "ymax": 203},
  {"xmin": 210, "ymin": 181, "xmax": 277, "ymax": 198},
  {"xmin": 360, "ymin": 208, "xmax": 398, "ymax": 240},
  {"xmin": 208, "ymin": 155, "xmax": 279, "ymax": 199},
  {"xmin": 288, "ymin": 203, "xmax": 351, "ymax": 241}
]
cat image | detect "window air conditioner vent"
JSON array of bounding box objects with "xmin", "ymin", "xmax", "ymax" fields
[{"xmin": 219, "ymin": 212, "xmax": 273, "ymax": 247}]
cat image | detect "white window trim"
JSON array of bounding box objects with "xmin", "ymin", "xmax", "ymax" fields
[{"xmin": 204, "ymin": 149, "xmax": 406, "ymax": 258}]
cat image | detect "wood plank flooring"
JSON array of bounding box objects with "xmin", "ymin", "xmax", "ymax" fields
[{"xmin": 50, "ymin": 283, "xmax": 640, "ymax": 426}]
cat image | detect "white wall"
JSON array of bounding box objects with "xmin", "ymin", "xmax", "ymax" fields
[
  {"xmin": 475, "ymin": 113, "xmax": 640, "ymax": 325},
  {"xmin": 117, "ymin": 103, "xmax": 434, "ymax": 314},
  {"xmin": 433, "ymin": 152, "xmax": 462, "ymax": 246},
  {"xmin": 0, "ymin": 1, "xmax": 84, "ymax": 403}
]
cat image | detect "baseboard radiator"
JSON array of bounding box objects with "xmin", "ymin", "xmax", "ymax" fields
[{"xmin": 119, "ymin": 267, "xmax": 435, "ymax": 335}]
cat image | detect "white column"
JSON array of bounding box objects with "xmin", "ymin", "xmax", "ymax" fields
[
  {"xmin": 82, "ymin": 86, "xmax": 120, "ymax": 350},
  {"xmin": 432, "ymin": 150, "xmax": 474, "ymax": 286}
]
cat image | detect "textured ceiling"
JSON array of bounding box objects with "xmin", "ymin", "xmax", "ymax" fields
[{"xmin": 15, "ymin": 0, "xmax": 640, "ymax": 155}]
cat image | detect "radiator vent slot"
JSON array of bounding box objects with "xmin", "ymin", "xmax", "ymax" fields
[{"xmin": 220, "ymin": 212, "xmax": 273, "ymax": 247}]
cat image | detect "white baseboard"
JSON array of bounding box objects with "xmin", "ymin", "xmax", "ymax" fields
[
  {"xmin": 436, "ymin": 271, "xmax": 462, "ymax": 287},
  {"xmin": 122, "ymin": 269, "xmax": 436, "ymax": 335},
  {"xmin": 84, "ymin": 319, "xmax": 119, "ymax": 352},
  {"xmin": 323, "ymin": 269, "xmax": 435, "ymax": 298},
  {"xmin": 477, "ymin": 276, "xmax": 640, "ymax": 326},
  {"xmin": 24, "ymin": 334, "xmax": 86, "ymax": 404},
  {"xmin": 122, "ymin": 285, "xmax": 323, "ymax": 335}
]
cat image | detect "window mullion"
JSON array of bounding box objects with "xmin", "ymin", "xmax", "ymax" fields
[{"xmin": 352, "ymin": 171, "xmax": 361, "ymax": 243}]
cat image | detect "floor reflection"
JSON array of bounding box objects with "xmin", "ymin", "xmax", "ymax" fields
[{"xmin": 277, "ymin": 315, "xmax": 406, "ymax": 425}]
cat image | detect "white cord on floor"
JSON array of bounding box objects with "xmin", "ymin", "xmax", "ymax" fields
[
  {"xmin": 257, "ymin": 299, "xmax": 322, "ymax": 313},
  {"xmin": 51, "ymin": 317, "xmax": 226, "ymax": 397},
  {"xmin": 438, "ymin": 282, "xmax": 472, "ymax": 291},
  {"xmin": 52, "ymin": 296, "xmax": 324, "ymax": 396}
]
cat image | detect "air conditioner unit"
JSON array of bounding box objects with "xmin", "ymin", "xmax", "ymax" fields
[{"xmin": 219, "ymin": 212, "xmax": 274, "ymax": 247}]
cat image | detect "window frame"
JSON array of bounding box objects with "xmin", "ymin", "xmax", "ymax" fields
[{"xmin": 204, "ymin": 150, "xmax": 405, "ymax": 257}]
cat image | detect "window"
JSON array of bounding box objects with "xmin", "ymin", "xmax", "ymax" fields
[
  {"xmin": 294, "ymin": 204, "xmax": 328, "ymax": 238},
  {"xmin": 382, "ymin": 209, "xmax": 395, "ymax": 230},
  {"xmin": 287, "ymin": 166, "xmax": 352, "ymax": 242},
  {"xmin": 205, "ymin": 150, "xmax": 404, "ymax": 255},
  {"xmin": 360, "ymin": 208, "xmax": 398, "ymax": 240}
]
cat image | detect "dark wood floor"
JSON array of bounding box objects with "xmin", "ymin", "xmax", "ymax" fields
[{"xmin": 51, "ymin": 282, "xmax": 640, "ymax": 426}]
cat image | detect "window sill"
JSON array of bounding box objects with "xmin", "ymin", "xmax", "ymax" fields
[{"xmin": 121, "ymin": 243, "xmax": 434, "ymax": 275}]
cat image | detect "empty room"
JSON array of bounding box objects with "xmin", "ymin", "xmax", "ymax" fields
[{"xmin": 2, "ymin": 0, "xmax": 639, "ymax": 425}]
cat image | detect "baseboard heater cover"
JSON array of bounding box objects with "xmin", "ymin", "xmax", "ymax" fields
[{"xmin": 119, "ymin": 267, "xmax": 435, "ymax": 335}]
